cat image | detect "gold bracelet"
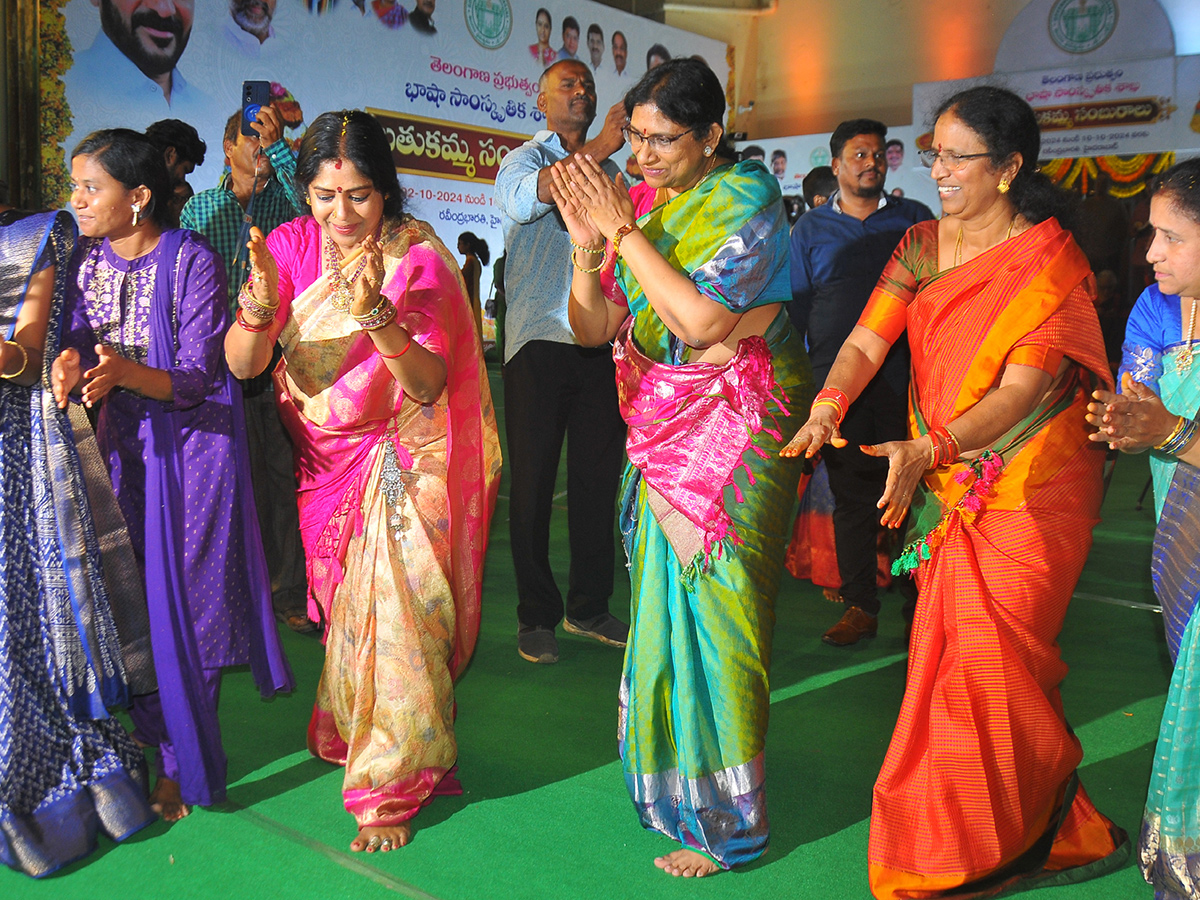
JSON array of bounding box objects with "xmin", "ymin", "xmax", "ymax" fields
[
  {"xmin": 570, "ymin": 237, "xmax": 605, "ymax": 255},
  {"xmin": 612, "ymin": 222, "xmax": 638, "ymax": 258},
  {"xmin": 2, "ymin": 340, "xmax": 28, "ymax": 380},
  {"xmin": 571, "ymin": 246, "xmax": 606, "ymax": 275}
]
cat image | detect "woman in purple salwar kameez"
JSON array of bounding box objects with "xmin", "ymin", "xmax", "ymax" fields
[{"xmin": 52, "ymin": 129, "xmax": 294, "ymax": 821}]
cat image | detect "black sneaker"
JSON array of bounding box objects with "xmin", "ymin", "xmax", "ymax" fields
[
  {"xmin": 563, "ymin": 613, "xmax": 629, "ymax": 648},
  {"xmin": 517, "ymin": 625, "xmax": 559, "ymax": 664}
]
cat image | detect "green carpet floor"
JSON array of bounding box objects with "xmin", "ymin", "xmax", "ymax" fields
[{"xmin": 3, "ymin": 363, "xmax": 1172, "ymax": 899}]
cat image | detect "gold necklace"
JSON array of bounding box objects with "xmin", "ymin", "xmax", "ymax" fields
[
  {"xmin": 323, "ymin": 234, "xmax": 369, "ymax": 311},
  {"xmin": 952, "ymin": 217, "xmax": 1016, "ymax": 268},
  {"xmin": 1178, "ymin": 297, "xmax": 1198, "ymax": 375}
]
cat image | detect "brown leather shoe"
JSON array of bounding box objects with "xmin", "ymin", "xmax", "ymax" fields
[{"xmin": 822, "ymin": 605, "xmax": 878, "ymax": 646}]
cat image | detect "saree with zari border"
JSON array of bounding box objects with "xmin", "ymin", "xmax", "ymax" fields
[
  {"xmin": 859, "ymin": 218, "xmax": 1128, "ymax": 898},
  {"xmin": 0, "ymin": 210, "xmax": 155, "ymax": 877},
  {"xmin": 1140, "ymin": 450, "xmax": 1200, "ymax": 899},
  {"xmin": 264, "ymin": 215, "xmax": 500, "ymax": 828},
  {"xmin": 612, "ymin": 161, "xmax": 812, "ymax": 868}
]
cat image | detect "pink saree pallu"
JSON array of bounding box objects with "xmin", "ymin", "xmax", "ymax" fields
[{"xmin": 265, "ymin": 216, "xmax": 501, "ymax": 828}]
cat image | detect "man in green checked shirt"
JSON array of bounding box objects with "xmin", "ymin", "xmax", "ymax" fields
[{"xmin": 181, "ymin": 104, "xmax": 313, "ymax": 633}]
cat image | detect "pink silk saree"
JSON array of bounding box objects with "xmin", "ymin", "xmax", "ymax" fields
[{"xmin": 265, "ymin": 215, "xmax": 501, "ymax": 826}]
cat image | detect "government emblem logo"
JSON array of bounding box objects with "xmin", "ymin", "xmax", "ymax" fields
[
  {"xmin": 809, "ymin": 147, "xmax": 830, "ymax": 168},
  {"xmin": 1048, "ymin": 0, "xmax": 1118, "ymax": 54},
  {"xmin": 464, "ymin": 0, "xmax": 512, "ymax": 50}
]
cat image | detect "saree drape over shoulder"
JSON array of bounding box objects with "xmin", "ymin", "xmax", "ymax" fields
[
  {"xmin": 265, "ymin": 216, "xmax": 500, "ymax": 828},
  {"xmin": 859, "ymin": 219, "xmax": 1127, "ymax": 898},
  {"xmin": 1128, "ymin": 290, "xmax": 1200, "ymax": 899},
  {"xmin": 612, "ymin": 161, "xmax": 812, "ymax": 868},
  {"xmin": 0, "ymin": 211, "xmax": 154, "ymax": 877}
]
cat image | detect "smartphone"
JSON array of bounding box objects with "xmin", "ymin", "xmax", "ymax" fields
[{"xmin": 241, "ymin": 80, "xmax": 271, "ymax": 136}]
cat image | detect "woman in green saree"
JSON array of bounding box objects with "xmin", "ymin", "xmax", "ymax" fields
[{"xmin": 547, "ymin": 58, "xmax": 812, "ymax": 877}]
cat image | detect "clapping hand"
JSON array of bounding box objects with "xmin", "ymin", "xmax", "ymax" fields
[
  {"xmin": 1087, "ymin": 371, "xmax": 1177, "ymax": 451},
  {"xmin": 351, "ymin": 233, "xmax": 386, "ymax": 317},
  {"xmin": 557, "ymin": 153, "xmax": 635, "ymax": 240},
  {"xmin": 246, "ymin": 225, "xmax": 280, "ymax": 308}
]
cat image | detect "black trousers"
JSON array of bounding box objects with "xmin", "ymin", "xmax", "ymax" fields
[
  {"xmin": 822, "ymin": 374, "xmax": 909, "ymax": 616},
  {"xmin": 504, "ymin": 340, "xmax": 626, "ymax": 629}
]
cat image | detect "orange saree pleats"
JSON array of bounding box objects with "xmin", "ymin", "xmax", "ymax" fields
[{"xmin": 865, "ymin": 220, "xmax": 1126, "ymax": 898}]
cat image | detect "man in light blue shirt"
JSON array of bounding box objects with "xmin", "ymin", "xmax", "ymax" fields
[{"xmin": 494, "ymin": 59, "xmax": 627, "ymax": 665}]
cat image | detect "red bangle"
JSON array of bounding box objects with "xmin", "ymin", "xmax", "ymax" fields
[
  {"xmin": 813, "ymin": 387, "xmax": 849, "ymax": 425},
  {"xmin": 379, "ymin": 334, "xmax": 413, "ymax": 359},
  {"xmin": 927, "ymin": 424, "xmax": 960, "ymax": 468},
  {"xmin": 235, "ymin": 308, "xmax": 271, "ymax": 333}
]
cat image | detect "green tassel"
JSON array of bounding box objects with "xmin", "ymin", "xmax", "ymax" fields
[{"xmin": 680, "ymin": 553, "xmax": 702, "ymax": 588}]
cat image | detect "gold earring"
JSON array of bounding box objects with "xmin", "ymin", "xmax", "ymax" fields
[
  {"xmin": 131, "ymin": 203, "xmax": 142, "ymax": 226},
  {"xmin": 997, "ymin": 178, "xmax": 1010, "ymax": 194}
]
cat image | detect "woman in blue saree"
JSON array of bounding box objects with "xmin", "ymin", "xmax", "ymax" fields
[
  {"xmin": 1089, "ymin": 158, "xmax": 1200, "ymax": 898},
  {"xmin": 547, "ymin": 58, "xmax": 812, "ymax": 877},
  {"xmin": 0, "ymin": 206, "xmax": 155, "ymax": 876}
]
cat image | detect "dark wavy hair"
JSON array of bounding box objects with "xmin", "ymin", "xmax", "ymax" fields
[
  {"xmin": 933, "ymin": 85, "xmax": 1074, "ymax": 226},
  {"xmin": 72, "ymin": 128, "xmax": 173, "ymax": 229},
  {"xmin": 294, "ymin": 110, "xmax": 404, "ymax": 219},
  {"xmin": 144, "ymin": 118, "xmax": 207, "ymax": 167},
  {"xmin": 623, "ymin": 57, "xmax": 733, "ymax": 159},
  {"xmin": 458, "ymin": 231, "xmax": 490, "ymax": 266},
  {"xmin": 1152, "ymin": 158, "xmax": 1200, "ymax": 225}
]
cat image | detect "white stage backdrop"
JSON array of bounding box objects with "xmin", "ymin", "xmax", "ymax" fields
[{"xmin": 58, "ymin": 0, "xmax": 728, "ymax": 298}]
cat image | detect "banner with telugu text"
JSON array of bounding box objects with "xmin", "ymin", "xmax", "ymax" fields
[
  {"xmin": 912, "ymin": 56, "xmax": 1200, "ymax": 159},
  {"xmin": 54, "ymin": 0, "xmax": 728, "ymax": 298}
]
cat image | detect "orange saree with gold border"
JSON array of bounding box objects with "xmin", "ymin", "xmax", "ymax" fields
[{"xmin": 859, "ymin": 219, "xmax": 1128, "ymax": 899}]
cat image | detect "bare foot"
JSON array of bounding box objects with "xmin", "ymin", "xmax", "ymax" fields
[
  {"xmin": 350, "ymin": 822, "xmax": 412, "ymax": 853},
  {"xmin": 654, "ymin": 848, "xmax": 721, "ymax": 877},
  {"xmin": 148, "ymin": 776, "xmax": 190, "ymax": 823},
  {"xmin": 823, "ymin": 588, "xmax": 844, "ymax": 604}
]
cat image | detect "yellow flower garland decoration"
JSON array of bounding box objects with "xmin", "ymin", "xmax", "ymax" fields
[
  {"xmin": 1041, "ymin": 153, "xmax": 1175, "ymax": 199},
  {"xmin": 40, "ymin": 0, "xmax": 75, "ymax": 205}
]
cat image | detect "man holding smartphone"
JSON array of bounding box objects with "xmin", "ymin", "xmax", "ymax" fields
[{"xmin": 181, "ymin": 104, "xmax": 312, "ymax": 632}]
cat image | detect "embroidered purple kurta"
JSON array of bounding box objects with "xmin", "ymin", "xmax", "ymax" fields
[{"xmin": 63, "ymin": 231, "xmax": 293, "ymax": 807}]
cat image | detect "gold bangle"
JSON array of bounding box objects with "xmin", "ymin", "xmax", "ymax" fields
[
  {"xmin": 612, "ymin": 222, "xmax": 638, "ymax": 258},
  {"xmin": 571, "ymin": 246, "xmax": 606, "ymax": 275},
  {"xmin": 2, "ymin": 340, "xmax": 28, "ymax": 380},
  {"xmin": 570, "ymin": 237, "xmax": 605, "ymax": 255}
]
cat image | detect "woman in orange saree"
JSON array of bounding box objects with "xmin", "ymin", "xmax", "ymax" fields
[{"xmin": 783, "ymin": 86, "xmax": 1129, "ymax": 898}]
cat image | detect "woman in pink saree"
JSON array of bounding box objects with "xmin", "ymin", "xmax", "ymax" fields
[{"xmin": 225, "ymin": 110, "xmax": 501, "ymax": 853}]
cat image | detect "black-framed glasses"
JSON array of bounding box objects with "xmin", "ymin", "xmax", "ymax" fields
[
  {"xmin": 918, "ymin": 148, "xmax": 991, "ymax": 170},
  {"xmin": 623, "ymin": 126, "xmax": 693, "ymax": 153}
]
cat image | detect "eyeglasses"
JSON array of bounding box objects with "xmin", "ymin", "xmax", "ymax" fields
[
  {"xmin": 918, "ymin": 148, "xmax": 991, "ymax": 170},
  {"xmin": 623, "ymin": 126, "xmax": 693, "ymax": 153}
]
